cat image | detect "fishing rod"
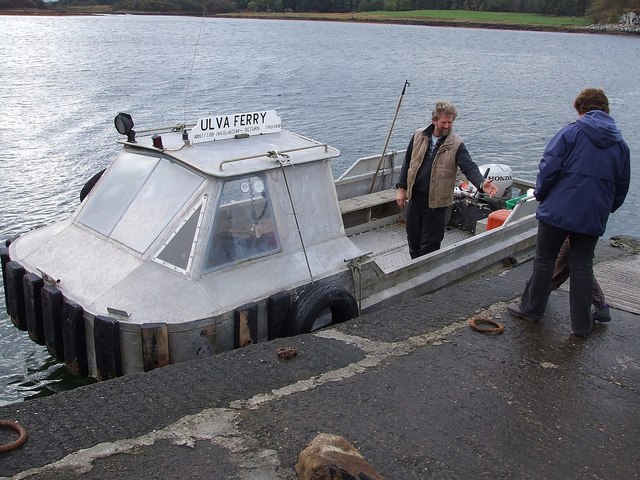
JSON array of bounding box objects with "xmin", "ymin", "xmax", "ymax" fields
[{"xmin": 368, "ymin": 79, "xmax": 410, "ymax": 194}]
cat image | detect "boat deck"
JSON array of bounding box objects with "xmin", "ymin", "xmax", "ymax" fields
[{"xmin": 347, "ymin": 221, "xmax": 473, "ymax": 273}]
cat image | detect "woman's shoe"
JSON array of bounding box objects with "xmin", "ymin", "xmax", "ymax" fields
[
  {"xmin": 507, "ymin": 303, "xmax": 540, "ymax": 324},
  {"xmin": 593, "ymin": 304, "xmax": 611, "ymax": 323},
  {"xmin": 571, "ymin": 330, "xmax": 590, "ymax": 339}
]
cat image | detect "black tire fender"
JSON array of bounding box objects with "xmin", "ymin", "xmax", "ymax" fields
[
  {"xmin": 80, "ymin": 168, "xmax": 106, "ymax": 202},
  {"xmin": 291, "ymin": 284, "xmax": 359, "ymax": 335}
]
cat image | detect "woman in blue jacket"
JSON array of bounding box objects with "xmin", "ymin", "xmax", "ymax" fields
[{"xmin": 508, "ymin": 88, "xmax": 630, "ymax": 337}]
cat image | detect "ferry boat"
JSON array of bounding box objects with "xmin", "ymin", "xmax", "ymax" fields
[{"xmin": 1, "ymin": 110, "xmax": 538, "ymax": 380}]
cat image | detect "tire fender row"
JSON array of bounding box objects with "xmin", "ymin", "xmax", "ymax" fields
[
  {"xmin": 2, "ymin": 243, "xmax": 129, "ymax": 379},
  {"xmin": 235, "ymin": 283, "xmax": 359, "ymax": 346},
  {"xmin": 3, "ymin": 242, "xmax": 359, "ymax": 380}
]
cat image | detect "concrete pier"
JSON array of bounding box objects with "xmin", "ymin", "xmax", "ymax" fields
[{"xmin": 1, "ymin": 239, "xmax": 638, "ymax": 479}]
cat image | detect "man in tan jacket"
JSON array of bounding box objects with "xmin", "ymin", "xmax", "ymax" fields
[{"xmin": 396, "ymin": 100, "xmax": 497, "ymax": 258}]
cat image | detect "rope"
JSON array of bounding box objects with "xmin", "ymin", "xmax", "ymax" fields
[
  {"xmin": 278, "ymin": 157, "xmax": 313, "ymax": 283},
  {"xmin": 183, "ymin": 6, "xmax": 207, "ymax": 124},
  {"xmin": 469, "ymin": 317, "xmax": 504, "ymax": 334},
  {"xmin": 347, "ymin": 259, "xmax": 363, "ymax": 315},
  {"xmin": 0, "ymin": 419, "xmax": 28, "ymax": 453}
]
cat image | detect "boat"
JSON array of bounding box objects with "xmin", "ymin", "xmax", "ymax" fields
[{"xmin": 1, "ymin": 110, "xmax": 538, "ymax": 380}]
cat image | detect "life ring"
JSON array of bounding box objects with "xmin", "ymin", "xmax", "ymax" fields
[
  {"xmin": 469, "ymin": 317, "xmax": 504, "ymax": 334},
  {"xmin": 291, "ymin": 284, "xmax": 359, "ymax": 335},
  {"xmin": 0, "ymin": 420, "xmax": 28, "ymax": 453},
  {"xmin": 79, "ymin": 168, "xmax": 106, "ymax": 202}
]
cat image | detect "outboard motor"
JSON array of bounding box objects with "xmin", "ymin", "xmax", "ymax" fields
[
  {"xmin": 465, "ymin": 164, "xmax": 513, "ymax": 198},
  {"xmin": 480, "ymin": 164, "xmax": 513, "ymax": 197}
]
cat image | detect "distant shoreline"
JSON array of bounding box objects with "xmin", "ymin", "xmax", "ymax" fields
[
  {"xmin": 2, "ymin": 8, "xmax": 640, "ymax": 36},
  {"xmin": 217, "ymin": 13, "xmax": 640, "ymax": 36}
]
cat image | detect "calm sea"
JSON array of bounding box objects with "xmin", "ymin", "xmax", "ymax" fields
[{"xmin": 1, "ymin": 15, "xmax": 638, "ymax": 404}]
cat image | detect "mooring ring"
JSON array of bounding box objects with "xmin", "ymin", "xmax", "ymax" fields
[
  {"xmin": 469, "ymin": 317, "xmax": 504, "ymax": 334},
  {"xmin": 0, "ymin": 419, "xmax": 28, "ymax": 453}
]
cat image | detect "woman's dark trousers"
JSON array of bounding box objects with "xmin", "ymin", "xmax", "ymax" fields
[
  {"xmin": 520, "ymin": 220, "xmax": 599, "ymax": 334},
  {"xmin": 551, "ymin": 237, "xmax": 606, "ymax": 309}
]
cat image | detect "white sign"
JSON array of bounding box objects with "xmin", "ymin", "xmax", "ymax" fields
[{"xmin": 191, "ymin": 110, "xmax": 281, "ymax": 143}]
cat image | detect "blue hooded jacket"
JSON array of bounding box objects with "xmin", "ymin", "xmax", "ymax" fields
[{"xmin": 535, "ymin": 110, "xmax": 631, "ymax": 236}]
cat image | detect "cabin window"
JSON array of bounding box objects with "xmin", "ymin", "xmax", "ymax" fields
[
  {"xmin": 77, "ymin": 151, "xmax": 204, "ymax": 253},
  {"xmin": 205, "ymin": 174, "xmax": 280, "ymax": 271},
  {"xmin": 154, "ymin": 200, "xmax": 205, "ymax": 273}
]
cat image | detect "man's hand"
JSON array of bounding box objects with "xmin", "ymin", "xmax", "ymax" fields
[
  {"xmin": 482, "ymin": 179, "xmax": 498, "ymax": 197},
  {"xmin": 396, "ymin": 188, "xmax": 407, "ymax": 207}
]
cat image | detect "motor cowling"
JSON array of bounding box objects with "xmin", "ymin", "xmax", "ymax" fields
[{"xmin": 464, "ymin": 164, "xmax": 514, "ymax": 197}]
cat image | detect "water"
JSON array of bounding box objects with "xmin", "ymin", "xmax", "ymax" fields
[{"xmin": 1, "ymin": 15, "xmax": 638, "ymax": 405}]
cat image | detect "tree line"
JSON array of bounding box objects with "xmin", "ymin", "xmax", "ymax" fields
[
  {"xmin": 0, "ymin": 0, "xmax": 47, "ymax": 9},
  {"xmin": 2, "ymin": 0, "xmax": 639, "ymax": 23}
]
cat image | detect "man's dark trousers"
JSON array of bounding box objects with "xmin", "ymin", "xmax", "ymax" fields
[{"xmin": 405, "ymin": 191, "xmax": 447, "ymax": 259}]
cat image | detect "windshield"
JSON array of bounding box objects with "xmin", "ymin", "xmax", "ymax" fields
[
  {"xmin": 204, "ymin": 174, "xmax": 280, "ymax": 272},
  {"xmin": 77, "ymin": 150, "xmax": 204, "ymax": 254}
]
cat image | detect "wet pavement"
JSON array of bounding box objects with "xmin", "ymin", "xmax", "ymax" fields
[{"xmin": 1, "ymin": 239, "xmax": 638, "ymax": 479}]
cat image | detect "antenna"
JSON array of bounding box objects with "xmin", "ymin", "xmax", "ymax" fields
[{"xmin": 183, "ymin": 6, "xmax": 207, "ymax": 125}]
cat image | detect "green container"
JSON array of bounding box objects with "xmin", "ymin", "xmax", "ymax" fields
[{"xmin": 506, "ymin": 194, "xmax": 529, "ymax": 210}]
